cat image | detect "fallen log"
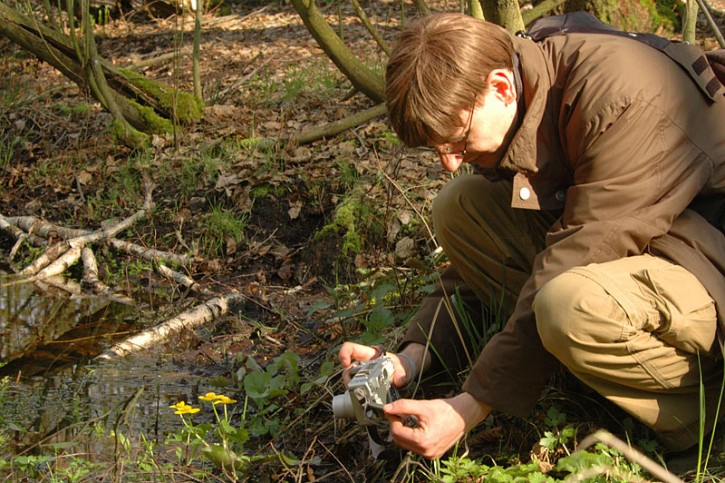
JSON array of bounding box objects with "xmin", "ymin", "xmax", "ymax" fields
[{"xmin": 95, "ymin": 292, "xmax": 243, "ymax": 360}]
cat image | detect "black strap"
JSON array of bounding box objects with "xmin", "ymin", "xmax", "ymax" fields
[{"xmin": 523, "ymin": 12, "xmax": 724, "ymax": 101}]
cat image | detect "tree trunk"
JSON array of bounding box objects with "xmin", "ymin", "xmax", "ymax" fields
[
  {"xmin": 289, "ymin": 0, "xmax": 384, "ymax": 103},
  {"xmin": 480, "ymin": 0, "xmax": 525, "ymax": 32}
]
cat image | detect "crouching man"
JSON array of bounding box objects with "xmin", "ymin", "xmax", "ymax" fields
[{"xmin": 339, "ymin": 12, "xmax": 725, "ymax": 459}]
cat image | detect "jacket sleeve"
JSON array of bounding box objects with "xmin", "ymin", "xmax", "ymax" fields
[
  {"xmin": 399, "ymin": 265, "xmax": 488, "ymax": 376},
  {"xmin": 463, "ymin": 96, "xmax": 715, "ymax": 416}
]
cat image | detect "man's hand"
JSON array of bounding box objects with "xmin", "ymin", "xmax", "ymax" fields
[
  {"xmin": 338, "ymin": 341, "xmax": 412, "ymax": 387},
  {"xmin": 383, "ymin": 393, "xmax": 492, "ymax": 459}
]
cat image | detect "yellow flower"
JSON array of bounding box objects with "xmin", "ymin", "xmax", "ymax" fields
[
  {"xmin": 212, "ymin": 395, "xmax": 237, "ymax": 405},
  {"xmin": 199, "ymin": 392, "xmax": 237, "ymax": 405},
  {"xmin": 199, "ymin": 392, "xmax": 219, "ymax": 402},
  {"xmin": 169, "ymin": 401, "xmax": 200, "ymax": 415}
]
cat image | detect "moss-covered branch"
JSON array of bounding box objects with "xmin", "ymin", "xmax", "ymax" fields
[{"xmin": 0, "ymin": 0, "xmax": 203, "ymax": 147}]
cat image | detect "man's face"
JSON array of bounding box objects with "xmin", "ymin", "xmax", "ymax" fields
[{"xmin": 430, "ymin": 69, "xmax": 519, "ymax": 173}]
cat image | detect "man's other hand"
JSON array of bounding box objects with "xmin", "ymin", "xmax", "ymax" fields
[
  {"xmin": 383, "ymin": 393, "xmax": 492, "ymax": 459},
  {"xmin": 338, "ymin": 341, "xmax": 412, "ymax": 388}
]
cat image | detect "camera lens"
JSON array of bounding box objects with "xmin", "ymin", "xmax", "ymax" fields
[{"xmin": 332, "ymin": 393, "xmax": 356, "ymax": 419}]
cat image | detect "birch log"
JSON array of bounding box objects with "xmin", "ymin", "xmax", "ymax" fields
[{"xmin": 95, "ymin": 293, "xmax": 243, "ymax": 360}]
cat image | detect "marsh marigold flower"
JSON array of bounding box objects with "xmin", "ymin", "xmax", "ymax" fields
[
  {"xmin": 199, "ymin": 392, "xmax": 237, "ymax": 405},
  {"xmin": 199, "ymin": 392, "xmax": 219, "ymax": 402},
  {"xmin": 213, "ymin": 395, "xmax": 237, "ymax": 405},
  {"xmin": 170, "ymin": 401, "xmax": 200, "ymax": 415}
]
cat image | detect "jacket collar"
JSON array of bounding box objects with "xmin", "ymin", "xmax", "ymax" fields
[{"xmin": 496, "ymin": 37, "xmax": 553, "ymax": 175}]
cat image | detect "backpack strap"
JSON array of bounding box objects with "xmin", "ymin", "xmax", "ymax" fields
[
  {"xmin": 706, "ymin": 49, "xmax": 725, "ymax": 87},
  {"xmin": 521, "ymin": 12, "xmax": 724, "ymax": 102}
]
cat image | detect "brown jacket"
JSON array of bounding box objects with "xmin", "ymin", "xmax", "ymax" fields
[{"xmin": 406, "ymin": 32, "xmax": 725, "ymax": 417}]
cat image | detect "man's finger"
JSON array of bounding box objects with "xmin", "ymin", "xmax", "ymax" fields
[
  {"xmin": 384, "ymin": 398, "xmax": 420, "ymax": 416},
  {"xmin": 338, "ymin": 342, "xmax": 378, "ymax": 366}
]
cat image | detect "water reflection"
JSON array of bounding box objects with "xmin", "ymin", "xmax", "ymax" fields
[
  {"xmin": 0, "ymin": 270, "xmax": 222, "ymax": 457},
  {"xmin": 0, "ymin": 270, "xmax": 134, "ymax": 373},
  {"xmin": 3, "ymin": 356, "xmax": 209, "ymax": 454}
]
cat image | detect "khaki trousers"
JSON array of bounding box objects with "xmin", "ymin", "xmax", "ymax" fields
[
  {"xmin": 432, "ymin": 174, "xmax": 722, "ymax": 451},
  {"xmin": 534, "ymin": 255, "xmax": 720, "ymax": 450}
]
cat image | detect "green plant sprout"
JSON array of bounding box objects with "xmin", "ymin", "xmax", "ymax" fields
[{"xmin": 540, "ymin": 407, "xmax": 576, "ymax": 455}]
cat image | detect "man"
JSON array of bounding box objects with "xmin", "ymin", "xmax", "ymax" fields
[{"xmin": 339, "ymin": 12, "xmax": 725, "ymax": 459}]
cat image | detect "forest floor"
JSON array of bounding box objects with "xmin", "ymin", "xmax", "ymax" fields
[{"xmin": 1, "ymin": 0, "xmax": 725, "ymax": 481}]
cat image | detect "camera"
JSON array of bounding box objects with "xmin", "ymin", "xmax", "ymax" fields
[{"xmin": 332, "ymin": 355, "xmax": 398, "ymax": 427}]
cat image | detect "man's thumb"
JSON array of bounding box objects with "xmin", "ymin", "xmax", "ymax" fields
[{"xmin": 384, "ymin": 398, "xmax": 413, "ymax": 415}]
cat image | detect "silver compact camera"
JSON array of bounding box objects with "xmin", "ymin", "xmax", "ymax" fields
[{"xmin": 332, "ymin": 355, "xmax": 398, "ymax": 427}]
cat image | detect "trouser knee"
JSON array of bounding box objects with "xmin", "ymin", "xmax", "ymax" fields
[
  {"xmin": 533, "ymin": 271, "xmax": 609, "ymax": 368},
  {"xmin": 432, "ymin": 175, "xmax": 508, "ymax": 248}
]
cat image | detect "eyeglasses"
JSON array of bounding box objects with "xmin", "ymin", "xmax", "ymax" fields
[{"xmin": 438, "ymin": 101, "xmax": 476, "ymax": 157}]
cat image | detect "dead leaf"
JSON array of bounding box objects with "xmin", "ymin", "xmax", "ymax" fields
[
  {"xmin": 288, "ymin": 201, "xmax": 302, "ymax": 220},
  {"xmin": 76, "ymin": 170, "xmax": 93, "ymax": 185},
  {"xmin": 395, "ymin": 237, "xmax": 415, "ymax": 260},
  {"xmin": 225, "ymin": 235, "xmax": 237, "ymax": 256},
  {"xmin": 387, "ymin": 218, "xmax": 401, "ymax": 243},
  {"xmin": 277, "ymin": 260, "xmax": 294, "ymax": 281},
  {"xmin": 270, "ymin": 243, "xmax": 291, "ymax": 261},
  {"xmin": 397, "ymin": 210, "xmax": 413, "ymax": 225},
  {"xmin": 262, "ymin": 121, "xmax": 283, "ymax": 130}
]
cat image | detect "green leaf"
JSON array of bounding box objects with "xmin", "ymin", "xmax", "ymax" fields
[
  {"xmin": 364, "ymin": 306, "xmax": 394, "ymax": 334},
  {"xmin": 306, "ymin": 299, "xmax": 332, "ymax": 316},
  {"xmin": 244, "ymin": 371, "xmax": 272, "ymax": 399},
  {"xmin": 202, "ymin": 445, "xmax": 250, "ymax": 473}
]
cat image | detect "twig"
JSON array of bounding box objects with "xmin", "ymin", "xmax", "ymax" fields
[
  {"xmin": 215, "ymin": 51, "xmax": 278, "ymax": 101},
  {"xmin": 19, "ymin": 241, "xmax": 72, "ymax": 276},
  {"xmin": 253, "ymin": 103, "xmax": 387, "ymax": 150},
  {"xmin": 66, "ymin": 178, "xmax": 155, "ymax": 247},
  {"xmin": 695, "ymin": 0, "xmax": 725, "ymax": 47},
  {"xmin": 377, "ymin": 164, "xmax": 437, "ymax": 247},
  {"xmin": 108, "ymin": 238, "xmax": 196, "ymax": 268},
  {"xmin": 36, "ymin": 275, "xmax": 83, "ymax": 296},
  {"xmin": 156, "ymin": 263, "xmax": 206, "ymax": 293},
  {"xmin": 577, "ymin": 430, "xmax": 684, "ymax": 483},
  {"xmin": 2, "ymin": 215, "xmax": 87, "ymax": 240},
  {"xmin": 349, "ymin": 0, "xmax": 391, "ymax": 56},
  {"xmin": 0, "ymin": 215, "xmax": 47, "ymax": 247}
]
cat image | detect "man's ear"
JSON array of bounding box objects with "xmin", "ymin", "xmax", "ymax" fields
[{"xmin": 485, "ymin": 69, "xmax": 517, "ymax": 104}]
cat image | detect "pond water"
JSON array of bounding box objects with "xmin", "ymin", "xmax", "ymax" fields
[{"xmin": 0, "ymin": 269, "xmax": 227, "ymax": 457}]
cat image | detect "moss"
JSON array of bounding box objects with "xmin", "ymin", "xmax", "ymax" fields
[
  {"xmin": 126, "ymin": 98, "xmax": 173, "ymax": 134},
  {"xmin": 119, "ymin": 67, "xmax": 204, "ymax": 124},
  {"xmin": 316, "ymin": 194, "xmax": 370, "ymax": 256},
  {"xmin": 109, "ymin": 118, "xmax": 150, "ymax": 149},
  {"xmin": 640, "ymin": 0, "xmax": 680, "ymax": 32},
  {"xmin": 52, "ymin": 102, "xmax": 92, "ymax": 116}
]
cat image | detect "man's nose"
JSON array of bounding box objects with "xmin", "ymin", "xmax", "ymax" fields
[{"xmin": 439, "ymin": 152, "xmax": 463, "ymax": 172}]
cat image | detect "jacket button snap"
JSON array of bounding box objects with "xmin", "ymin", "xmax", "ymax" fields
[
  {"xmin": 519, "ymin": 187, "xmax": 531, "ymax": 200},
  {"xmin": 555, "ymin": 190, "xmax": 565, "ymax": 201}
]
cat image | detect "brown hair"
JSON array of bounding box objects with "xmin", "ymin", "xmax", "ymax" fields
[{"xmin": 385, "ymin": 13, "xmax": 514, "ymax": 147}]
